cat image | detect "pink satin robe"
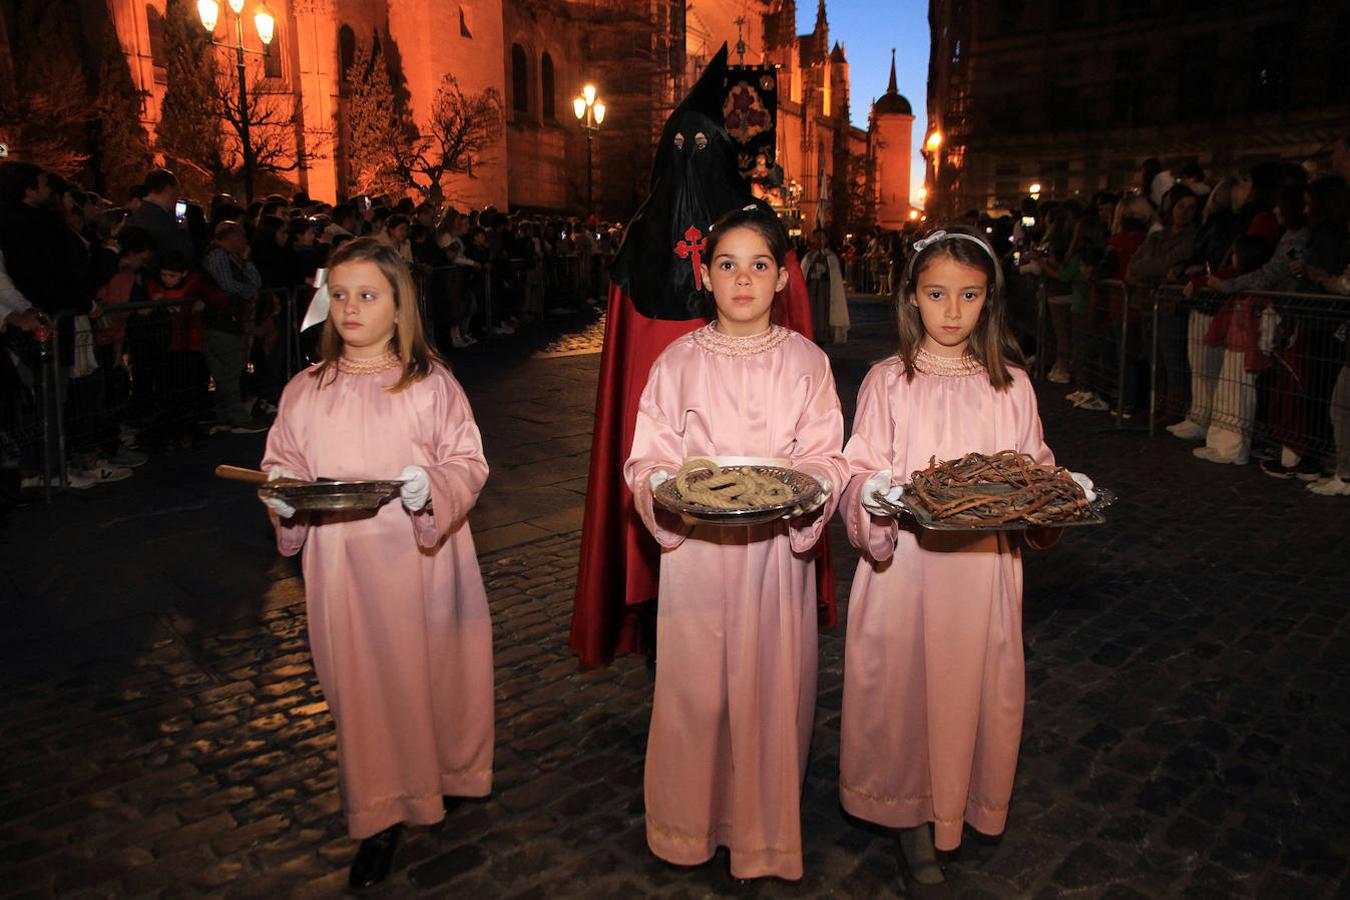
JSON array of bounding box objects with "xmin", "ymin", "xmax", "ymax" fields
[
  {"xmin": 838, "ymin": 358, "xmax": 1055, "ymax": 851},
  {"xmin": 261, "ymin": 362, "xmax": 493, "ymax": 840},
  {"xmin": 624, "ymin": 326, "xmax": 848, "ymax": 880}
]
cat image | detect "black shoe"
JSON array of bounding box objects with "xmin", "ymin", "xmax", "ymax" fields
[
  {"xmin": 442, "ymin": 795, "xmax": 464, "ymax": 814},
  {"xmin": 349, "ymin": 824, "xmax": 401, "ymax": 889},
  {"xmin": 1260, "ymin": 458, "xmax": 1321, "ymax": 481}
]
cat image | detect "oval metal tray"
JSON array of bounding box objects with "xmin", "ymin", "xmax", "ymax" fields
[
  {"xmin": 654, "ymin": 464, "xmax": 824, "ymax": 527},
  {"xmin": 870, "ymin": 485, "xmax": 1117, "ymax": 531},
  {"xmin": 258, "ymin": 479, "xmax": 404, "ymax": 512}
]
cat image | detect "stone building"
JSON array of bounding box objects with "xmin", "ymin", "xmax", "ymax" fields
[
  {"xmin": 923, "ymin": 0, "xmax": 1350, "ymax": 217},
  {"xmin": 106, "ymin": 0, "xmax": 911, "ymax": 225}
]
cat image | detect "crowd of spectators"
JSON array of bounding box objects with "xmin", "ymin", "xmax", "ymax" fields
[
  {"xmin": 1009, "ymin": 137, "xmax": 1350, "ymax": 496},
  {"xmin": 0, "ymin": 162, "xmax": 618, "ymax": 499}
]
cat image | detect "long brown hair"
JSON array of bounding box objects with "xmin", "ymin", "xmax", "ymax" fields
[
  {"xmin": 310, "ymin": 237, "xmax": 442, "ymax": 392},
  {"xmin": 896, "ymin": 225, "xmax": 1023, "ymax": 390}
]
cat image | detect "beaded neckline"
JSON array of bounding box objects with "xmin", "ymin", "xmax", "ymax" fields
[
  {"xmin": 693, "ymin": 323, "xmax": 791, "ymax": 358},
  {"xmin": 914, "ymin": 347, "xmax": 985, "ymax": 378},
  {"xmin": 337, "ymin": 350, "xmax": 400, "ymax": 375}
]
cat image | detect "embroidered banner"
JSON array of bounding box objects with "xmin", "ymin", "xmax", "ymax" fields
[{"xmin": 723, "ymin": 65, "xmax": 780, "ymax": 201}]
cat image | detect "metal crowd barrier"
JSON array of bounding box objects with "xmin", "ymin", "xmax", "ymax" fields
[
  {"xmin": 1028, "ymin": 278, "xmax": 1350, "ymax": 463},
  {"xmin": 8, "ymin": 288, "xmax": 304, "ymax": 499},
  {"xmin": 1149, "ymin": 284, "xmax": 1347, "ymax": 461},
  {"xmin": 844, "ymin": 257, "xmax": 893, "ymax": 295}
]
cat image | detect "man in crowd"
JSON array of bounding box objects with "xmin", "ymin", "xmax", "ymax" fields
[{"xmin": 131, "ymin": 168, "xmax": 196, "ymax": 264}]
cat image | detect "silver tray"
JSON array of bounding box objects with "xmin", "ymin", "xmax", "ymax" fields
[
  {"xmin": 654, "ymin": 464, "xmax": 825, "ymax": 527},
  {"xmin": 258, "ymin": 478, "xmax": 405, "ymax": 512},
  {"xmin": 870, "ymin": 484, "xmax": 1117, "ymax": 532}
]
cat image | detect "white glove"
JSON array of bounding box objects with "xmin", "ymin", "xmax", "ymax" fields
[
  {"xmin": 400, "ymin": 465, "xmax": 431, "ymax": 512},
  {"xmin": 649, "ymin": 470, "xmax": 672, "ymax": 492},
  {"xmin": 1070, "ymin": 471, "xmax": 1097, "ymax": 502},
  {"xmin": 860, "ymin": 469, "xmax": 903, "ymax": 517},
  {"xmin": 783, "ymin": 474, "xmax": 832, "ymax": 520},
  {"xmin": 262, "ymin": 467, "xmax": 300, "ymax": 519}
]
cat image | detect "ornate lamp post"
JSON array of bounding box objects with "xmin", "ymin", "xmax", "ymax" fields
[
  {"xmin": 197, "ymin": 0, "xmax": 276, "ymax": 202},
  {"xmin": 572, "ymin": 84, "xmax": 605, "ymax": 214}
]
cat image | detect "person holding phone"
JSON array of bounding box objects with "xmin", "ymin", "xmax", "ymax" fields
[{"xmin": 130, "ymin": 168, "xmax": 197, "ymax": 265}]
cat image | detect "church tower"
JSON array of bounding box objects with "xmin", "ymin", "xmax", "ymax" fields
[{"xmin": 871, "ymin": 49, "xmax": 915, "ymax": 229}]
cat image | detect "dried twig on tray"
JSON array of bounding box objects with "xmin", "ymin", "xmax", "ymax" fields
[{"xmin": 907, "ymin": 450, "xmax": 1091, "ymax": 526}]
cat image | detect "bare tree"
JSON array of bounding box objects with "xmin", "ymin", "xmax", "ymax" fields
[
  {"xmin": 0, "ymin": 3, "xmax": 92, "ymax": 177},
  {"xmin": 392, "ymin": 75, "xmax": 503, "ymax": 205},
  {"xmin": 216, "ymin": 68, "xmax": 329, "ymax": 181}
]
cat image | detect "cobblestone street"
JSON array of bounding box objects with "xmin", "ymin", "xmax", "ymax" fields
[{"xmin": 2, "ymin": 300, "xmax": 1347, "ymax": 898}]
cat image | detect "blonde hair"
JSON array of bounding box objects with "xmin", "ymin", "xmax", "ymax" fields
[{"xmin": 310, "ymin": 237, "xmax": 442, "ymax": 392}]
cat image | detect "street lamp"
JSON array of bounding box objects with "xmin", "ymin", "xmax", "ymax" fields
[
  {"xmin": 1028, "ymin": 182, "xmax": 1042, "ymax": 200},
  {"xmin": 197, "ymin": 0, "xmax": 276, "ymax": 203},
  {"xmin": 925, "ymin": 131, "xmax": 943, "ymax": 152},
  {"xmin": 573, "ymin": 83, "xmax": 605, "ymax": 214}
]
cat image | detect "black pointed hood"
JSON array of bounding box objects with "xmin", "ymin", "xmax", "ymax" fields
[{"xmin": 611, "ymin": 44, "xmax": 749, "ymax": 320}]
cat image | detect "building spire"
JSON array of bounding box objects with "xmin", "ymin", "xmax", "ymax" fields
[
  {"xmin": 887, "ymin": 48, "xmax": 898, "ymax": 94},
  {"xmin": 815, "ymin": 0, "xmax": 828, "ymax": 44}
]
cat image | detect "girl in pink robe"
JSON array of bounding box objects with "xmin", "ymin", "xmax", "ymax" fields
[
  {"xmin": 624, "ymin": 205, "xmax": 848, "ymax": 881},
  {"xmin": 838, "ymin": 228, "xmax": 1060, "ymax": 891},
  {"xmin": 259, "ymin": 239, "xmax": 492, "ymax": 887}
]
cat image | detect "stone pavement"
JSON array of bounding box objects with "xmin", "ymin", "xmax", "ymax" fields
[{"xmin": 1, "ymin": 300, "xmax": 1348, "ymax": 898}]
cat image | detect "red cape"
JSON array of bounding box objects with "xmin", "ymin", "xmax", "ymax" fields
[{"xmin": 570, "ymin": 251, "xmax": 838, "ymax": 667}]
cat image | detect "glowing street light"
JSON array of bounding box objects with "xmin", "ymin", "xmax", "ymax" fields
[
  {"xmin": 925, "ymin": 131, "xmax": 943, "ymax": 152},
  {"xmin": 1029, "ymin": 182, "xmax": 1042, "ymax": 199},
  {"xmin": 574, "ymin": 83, "xmax": 605, "ymax": 213},
  {"xmin": 198, "ymin": 0, "xmax": 276, "ymax": 202}
]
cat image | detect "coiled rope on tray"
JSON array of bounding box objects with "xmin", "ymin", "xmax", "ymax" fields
[
  {"xmin": 674, "ymin": 458, "xmax": 795, "ymax": 510},
  {"xmin": 908, "ymin": 450, "xmax": 1091, "ymax": 525}
]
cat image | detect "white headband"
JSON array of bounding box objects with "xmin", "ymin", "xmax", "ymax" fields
[
  {"xmin": 911, "ymin": 229, "xmax": 998, "ymax": 264},
  {"xmin": 905, "ymin": 229, "xmax": 1004, "ymax": 292}
]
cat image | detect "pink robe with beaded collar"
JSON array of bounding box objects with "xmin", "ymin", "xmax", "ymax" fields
[
  {"xmin": 838, "ymin": 353, "xmax": 1055, "ymax": 851},
  {"xmin": 624, "ymin": 324, "xmax": 848, "ymax": 880},
  {"xmin": 261, "ymin": 358, "xmax": 493, "ymax": 840}
]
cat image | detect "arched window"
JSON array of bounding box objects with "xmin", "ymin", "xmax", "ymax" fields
[
  {"xmin": 511, "ymin": 44, "xmax": 528, "ymax": 113},
  {"xmin": 541, "ymin": 52, "xmax": 555, "ymax": 119},
  {"xmin": 264, "ymin": 29, "xmax": 282, "ymax": 78},
  {"xmin": 338, "ymin": 25, "xmax": 356, "ymax": 77},
  {"xmin": 146, "ymin": 5, "xmax": 166, "ymax": 66}
]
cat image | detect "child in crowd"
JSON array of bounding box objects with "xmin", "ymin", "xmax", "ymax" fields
[
  {"xmin": 146, "ymin": 251, "xmax": 221, "ymax": 443},
  {"xmin": 1189, "ymin": 235, "xmax": 1277, "ymax": 466},
  {"xmin": 624, "ymin": 203, "xmax": 847, "ymax": 881},
  {"xmin": 838, "ymin": 226, "xmax": 1066, "ymax": 895},
  {"xmin": 260, "ymin": 238, "xmax": 494, "ymax": 888}
]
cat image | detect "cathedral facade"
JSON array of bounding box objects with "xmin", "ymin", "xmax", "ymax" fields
[{"xmin": 111, "ymin": 0, "xmax": 912, "ymax": 227}]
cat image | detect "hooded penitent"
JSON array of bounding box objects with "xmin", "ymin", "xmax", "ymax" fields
[{"xmin": 570, "ymin": 45, "xmax": 835, "ymax": 667}]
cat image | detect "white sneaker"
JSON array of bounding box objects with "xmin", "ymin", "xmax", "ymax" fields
[
  {"xmin": 65, "ymin": 469, "xmax": 98, "ymax": 489},
  {"xmin": 67, "ymin": 463, "xmax": 131, "ymax": 488},
  {"xmin": 1193, "ymin": 446, "xmax": 1246, "ymax": 465},
  {"xmin": 1307, "ymin": 476, "xmax": 1350, "ymax": 496},
  {"xmin": 1166, "ymin": 420, "xmax": 1207, "ymax": 441},
  {"xmin": 1047, "ymin": 366, "xmax": 1071, "ymax": 384},
  {"xmin": 1066, "ymin": 390, "xmax": 1088, "ymax": 404},
  {"xmin": 1079, "ymin": 396, "xmax": 1110, "ymax": 412},
  {"xmin": 451, "ymin": 334, "xmax": 469, "ymax": 349},
  {"xmin": 489, "ymin": 324, "xmax": 515, "ymax": 336}
]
